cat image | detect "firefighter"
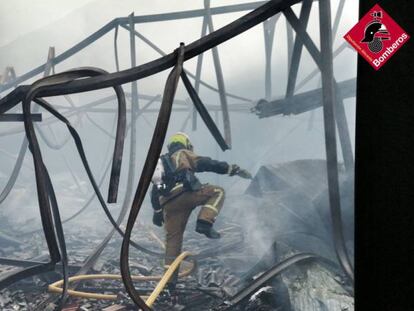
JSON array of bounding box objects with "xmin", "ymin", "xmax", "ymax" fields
[{"xmin": 150, "ymin": 132, "xmax": 251, "ymax": 289}]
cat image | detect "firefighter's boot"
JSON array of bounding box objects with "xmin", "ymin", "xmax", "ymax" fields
[{"xmin": 196, "ymin": 220, "xmax": 221, "ymax": 239}]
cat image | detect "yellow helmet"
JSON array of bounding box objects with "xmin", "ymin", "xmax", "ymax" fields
[{"xmin": 168, "ymin": 132, "xmax": 193, "ymax": 151}]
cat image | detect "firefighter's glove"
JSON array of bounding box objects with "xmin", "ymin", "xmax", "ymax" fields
[
  {"xmin": 237, "ymin": 168, "xmax": 253, "ymax": 179},
  {"xmin": 229, "ymin": 164, "xmax": 240, "ymax": 176},
  {"xmin": 152, "ymin": 210, "xmax": 164, "ymax": 227},
  {"xmin": 229, "ymin": 165, "xmax": 253, "ymax": 179}
]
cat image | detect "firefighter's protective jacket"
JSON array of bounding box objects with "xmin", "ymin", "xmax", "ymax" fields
[{"xmin": 150, "ymin": 146, "xmax": 232, "ymax": 210}]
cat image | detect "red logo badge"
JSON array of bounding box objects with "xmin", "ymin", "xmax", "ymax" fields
[{"xmin": 344, "ymin": 4, "xmax": 410, "ymax": 70}]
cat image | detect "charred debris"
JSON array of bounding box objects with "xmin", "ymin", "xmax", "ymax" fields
[
  {"xmin": 0, "ymin": 0, "xmax": 355, "ymax": 310},
  {"xmin": 1, "ymin": 159, "xmax": 354, "ymax": 310}
]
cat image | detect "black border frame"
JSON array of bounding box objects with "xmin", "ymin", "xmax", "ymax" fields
[{"xmin": 355, "ymin": 1, "xmax": 414, "ymax": 310}]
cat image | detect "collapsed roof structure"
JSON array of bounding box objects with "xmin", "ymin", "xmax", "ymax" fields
[{"xmin": 0, "ymin": 0, "xmax": 355, "ymax": 309}]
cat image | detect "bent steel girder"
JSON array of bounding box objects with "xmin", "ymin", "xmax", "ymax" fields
[
  {"xmin": 253, "ymin": 78, "xmax": 356, "ymax": 117},
  {"xmin": 0, "ymin": 79, "xmax": 72, "ymax": 298},
  {"xmin": 120, "ymin": 43, "xmax": 185, "ymax": 311},
  {"xmin": 0, "ymin": 0, "xmax": 303, "ymax": 106},
  {"xmin": 33, "ymin": 92, "xmax": 165, "ymax": 257},
  {"xmin": 284, "ymin": 6, "xmax": 354, "ymax": 173},
  {"xmin": 0, "ymin": 2, "xmax": 267, "ymax": 95},
  {"xmin": 32, "ymin": 99, "xmax": 163, "ymax": 262},
  {"xmin": 181, "ymin": 71, "xmax": 229, "ymax": 151},
  {"xmin": 295, "ymin": 41, "xmax": 349, "ymax": 92},
  {"xmin": 216, "ymin": 252, "xmax": 343, "ymax": 310},
  {"xmin": 317, "ymin": 0, "xmax": 354, "ymax": 283},
  {"xmin": 0, "ymin": 68, "xmax": 127, "ymax": 297},
  {"xmin": 283, "ymin": 4, "xmax": 354, "ymax": 283},
  {"xmin": 20, "ymin": 93, "xmax": 158, "ymax": 236},
  {"xmin": 204, "ymin": 0, "xmax": 232, "ymax": 147},
  {"xmin": 0, "ymin": 1, "xmax": 356, "ymax": 308},
  {"xmin": 45, "ymin": 68, "xmax": 127, "ymax": 204},
  {"xmin": 20, "ymin": 155, "xmax": 111, "ymax": 236},
  {"xmin": 32, "ymin": 91, "xmax": 243, "ymax": 262},
  {"xmin": 28, "ymin": 96, "xmax": 122, "ymax": 310},
  {"xmin": 0, "ymin": 47, "xmax": 55, "ymax": 207},
  {"xmin": 119, "ymin": 23, "xmax": 253, "ymax": 103},
  {"xmin": 32, "ymin": 91, "xmax": 234, "ymax": 273},
  {"xmin": 126, "ymin": 15, "xmax": 139, "ymax": 250},
  {"xmin": 0, "ymin": 92, "xmax": 188, "ymax": 137},
  {"xmin": 114, "ymin": 25, "xmax": 120, "ymax": 72},
  {"xmin": 192, "ymin": 16, "xmax": 208, "ymax": 130},
  {"xmin": 285, "ymin": 0, "xmax": 313, "ymax": 99},
  {"xmin": 43, "ymin": 166, "xmax": 69, "ymax": 308}
]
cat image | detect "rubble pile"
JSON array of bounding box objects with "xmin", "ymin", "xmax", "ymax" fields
[
  {"xmin": 0, "ymin": 220, "xmax": 247, "ymax": 310},
  {"xmin": 0, "ymin": 221, "xmax": 353, "ymax": 310},
  {"xmin": 1, "ymin": 159, "xmax": 354, "ymax": 310}
]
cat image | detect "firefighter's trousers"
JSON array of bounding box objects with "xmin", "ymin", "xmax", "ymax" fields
[{"xmin": 161, "ymin": 184, "xmax": 225, "ymax": 284}]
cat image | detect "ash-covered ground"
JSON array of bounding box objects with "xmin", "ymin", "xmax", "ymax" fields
[{"xmin": 0, "ymin": 159, "xmax": 354, "ymax": 310}]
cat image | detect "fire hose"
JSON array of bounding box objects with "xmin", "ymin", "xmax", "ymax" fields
[{"xmin": 48, "ymin": 251, "xmax": 194, "ymax": 303}]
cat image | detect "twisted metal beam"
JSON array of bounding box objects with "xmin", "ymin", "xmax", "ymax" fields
[
  {"xmin": 0, "ymin": 0, "xmax": 302, "ymax": 107},
  {"xmin": 285, "ymin": 0, "xmax": 313, "ymax": 99},
  {"xmin": 181, "ymin": 71, "xmax": 229, "ymax": 151},
  {"xmin": 295, "ymin": 42, "xmax": 349, "ymax": 92},
  {"xmin": 285, "ymin": 0, "xmax": 356, "ymax": 283},
  {"xmin": 0, "ymin": 68, "xmax": 127, "ymax": 294},
  {"xmin": 192, "ymin": 15, "xmax": 208, "ymax": 130},
  {"xmin": 284, "ymin": 6, "xmax": 354, "ymax": 173},
  {"xmin": 1, "ymin": 3, "xmax": 348, "ymax": 308},
  {"xmin": 120, "ymin": 23, "xmax": 253, "ymax": 103},
  {"xmin": 0, "ymin": 2, "xmax": 268, "ymax": 94},
  {"xmin": 1, "ymin": 46, "xmax": 54, "ymax": 207},
  {"xmin": 120, "ymin": 43, "xmax": 185, "ymax": 311},
  {"xmin": 317, "ymin": 0, "xmax": 353, "ymax": 283},
  {"xmin": 204, "ymin": 0, "xmax": 232, "ymax": 147},
  {"xmin": 216, "ymin": 252, "xmax": 342, "ymax": 310},
  {"xmin": 114, "ymin": 25, "xmax": 120, "ymax": 72}
]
